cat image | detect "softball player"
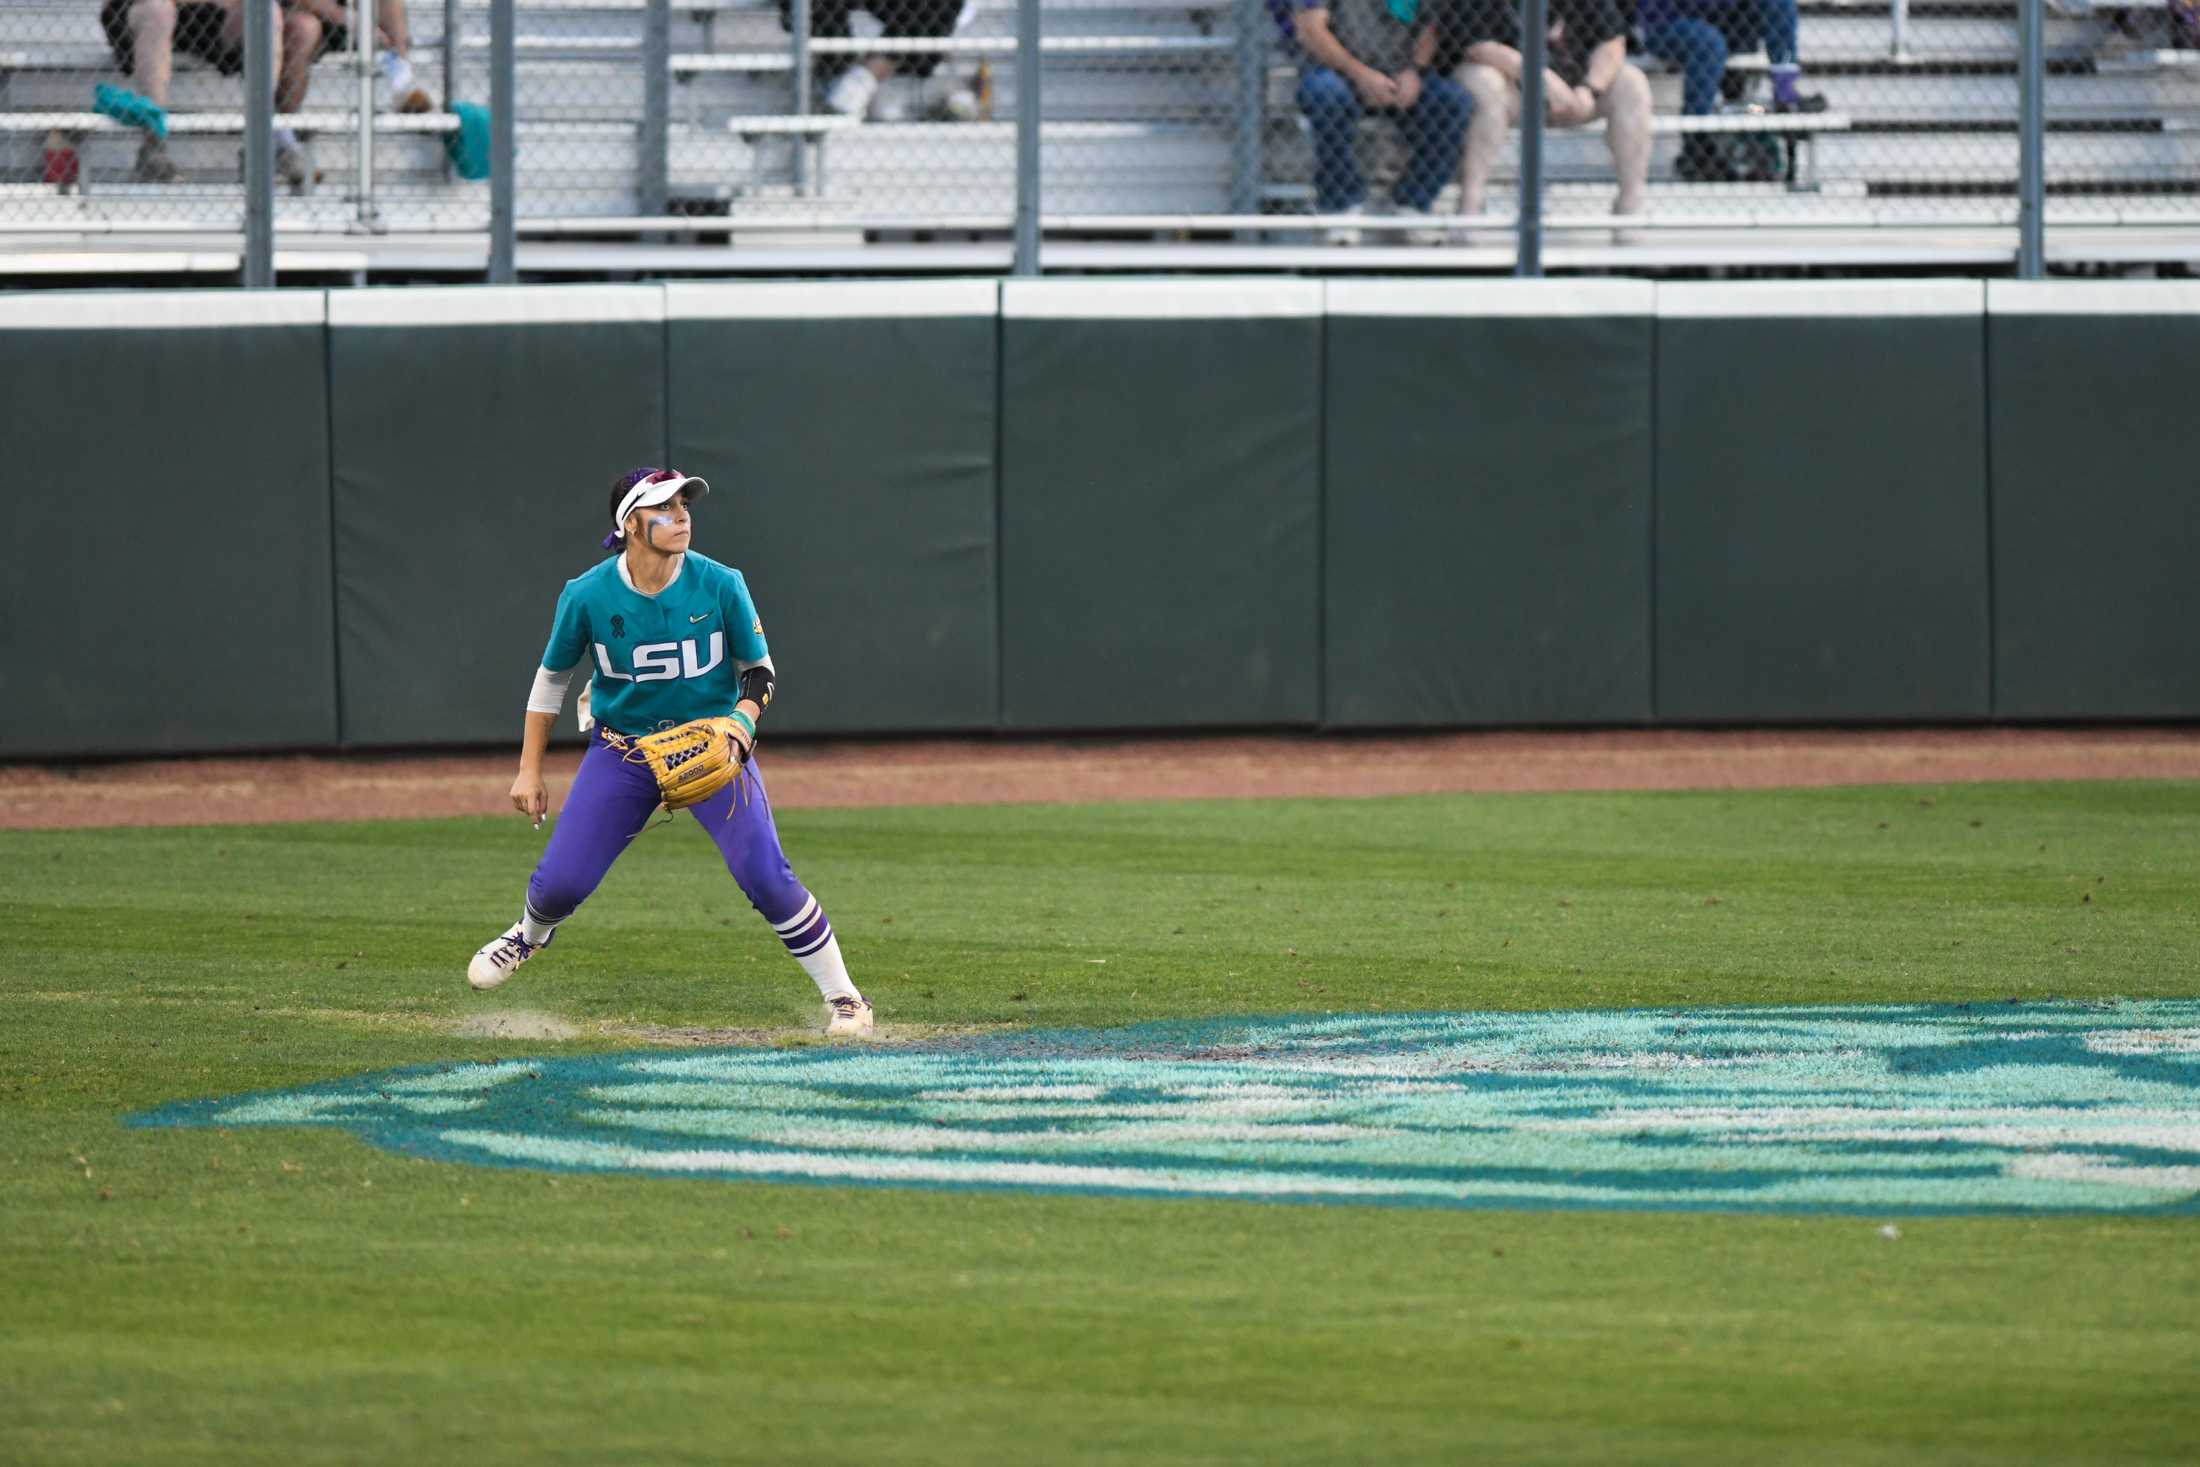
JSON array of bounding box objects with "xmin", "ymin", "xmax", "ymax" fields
[{"xmin": 466, "ymin": 467, "xmax": 874, "ymax": 1037}]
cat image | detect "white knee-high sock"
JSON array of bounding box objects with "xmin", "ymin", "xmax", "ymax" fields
[
  {"xmin": 520, "ymin": 903, "xmax": 561, "ymax": 946},
  {"xmin": 796, "ymin": 934, "xmax": 859, "ymax": 1002},
  {"xmin": 772, "ymin": 895, "xmax": 860, "ymax": 1001}
]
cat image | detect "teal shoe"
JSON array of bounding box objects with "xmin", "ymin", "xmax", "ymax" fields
[
  {"xmin": 94, "ymin": 82, "xmax": 168, "ymax": 140},
  {"xmin": 443, "ymin": 100, "xmax": 491, "ymax": 181}
]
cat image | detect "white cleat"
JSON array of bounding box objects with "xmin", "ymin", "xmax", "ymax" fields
[
  {"xmin": 467, "ymin": 922, "xmax": 550, "ymax": 991},
  {"xmin": 824, "ymin": 994, "xmax": 874, "ymax": 1038}
]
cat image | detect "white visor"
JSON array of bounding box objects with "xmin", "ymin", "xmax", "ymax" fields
[{"xmin": 612, "ymin": 470, "xmax": 710, "ymax": 536}]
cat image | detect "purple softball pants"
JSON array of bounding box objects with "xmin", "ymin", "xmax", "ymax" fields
[{"xmin": 526, "ymin": 727, "xmax": 810, "ymax": 930}]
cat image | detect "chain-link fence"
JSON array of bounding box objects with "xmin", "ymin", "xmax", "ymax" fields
[
  {"xmin": 5, "ymin": 0, "xmax": 2192, "ymax": 269},
  {"xmin": 1171, "ymin": 0, "xmax": 2049, "ymax": 254},
  {"xmin": 2039, "ymin": 0, "xmax": 2200, "ymax": 244},
  {"xmin": 1575, "ymin": 0, "xmax": 2028, "ymax": 243},
  {"xmin": 659, "ymin": 0, "xmax": 1022, "ymax": 230},
  {"xmin": 0, "ymin": 0, "xmax": 252, "ymax": 229},
  {"xmin": 0, "ymin": 0, "xmax": 487, "ymax": 238},
  {"xmin": 1032, "ymin": 0, "xmax": 2193, "ymax": 259}
]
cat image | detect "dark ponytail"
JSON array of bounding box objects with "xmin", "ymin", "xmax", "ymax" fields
[{"xmin": 604, "ymin": 466, "xmax": 663, "ymax": 551}]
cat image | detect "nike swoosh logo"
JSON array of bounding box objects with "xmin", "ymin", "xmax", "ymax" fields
[{"xmin": 689, "ymin": 613, "xmax": 713, "ymax": 624}]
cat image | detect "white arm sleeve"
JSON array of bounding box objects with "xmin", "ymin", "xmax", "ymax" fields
[{"xmin": 527, "ymin": 663, "xmax": 578, "ymax": 716}]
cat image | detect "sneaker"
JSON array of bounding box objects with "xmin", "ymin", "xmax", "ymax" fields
[
  {"xmin": 824, "ymin": 993, "xmax": 874, "ymax": 1037},
  {"xmin": 824, "ymin": 66, "xmax": 878, "ymax": 120},
  {"xmin": 275, "ymin": 138, "xmax": 315, "ymax": 195},
  {"xmin": 467, "ymin": 922, "xmax": 551, "ymax": 991},
  {"xmin": 1323, "ymin": 202, "xmax": 1367, "ymax": 246},
  {"xmin": 132, "ymin": 134, "xmax": 178, "ymax": 184},
  {"xmin": 1771, "ymin": 92, "xmax": 1829, "ymax": 114},
  {"xmin": 395, "ymin": 85, "xmax": 434, "ymax": 115}
]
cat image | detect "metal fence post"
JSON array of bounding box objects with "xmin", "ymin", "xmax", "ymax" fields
[
  {"xmin": 641, "ymin": 0, "xmax": 671, "ymax": 217},
  {"xmin": 1014, "ymin": 0, "xmax": 1041, "ymax": 274},
  {"xmin": 2017, "ymin": 0, "xmax": 2044, "ymax": 279},
  {"xmin": 444, "ymin": 0, "xmax": 460, "ymax": 113},
  {"xmin": 243, "ymin": 0, "xmax": 274, "ymax": 286},
  {"xmin": 490, "ymin": 0, "xmax": 516, "ymax": 281},
  {"xmin": 354, "ymin": 0, "xmax": 382, "ymax": 232},
  {"xmin": 1230, "ymin": 0, "xmax": 1265, "ymax": 215},
  {"xmin": 791, "ymin": 0, "xmax": 811, "ymax": 192},
  {"xmin": 1515, "ymin": 0, "xmax": 1546, "ymax": 277},
  {"xmin": 443, "ymin": 0, "xmax": 460, "ymax": 182}
]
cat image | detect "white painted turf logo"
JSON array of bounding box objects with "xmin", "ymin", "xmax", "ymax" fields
[{"xmin": 134, "ymin": 1003, "xmax": 2200, "ymax": 1214}]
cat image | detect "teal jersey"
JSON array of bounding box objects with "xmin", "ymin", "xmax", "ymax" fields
[{"xmin": 541, "ymin": 550, "xmax": 769, "ymax": 734}]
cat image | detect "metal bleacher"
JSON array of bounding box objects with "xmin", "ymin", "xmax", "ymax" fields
[
  {"xmin": 1, "ymin": 0, "xmax": 2195, "ymax": 275},
  {"xmin": 1419, "ymin": 1, "xmax": 2200, "ymax": 263}
]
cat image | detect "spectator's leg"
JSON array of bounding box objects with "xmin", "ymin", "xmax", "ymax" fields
[
  {"xmin": 1649, "ymin": 15, "xmax": 1732, "ymax": 180},
  {"xmin": 373, "ymin": 0, "xmax": 435, "ymax": 111},
  {"xmin": 378, "ymin": 0, "xmax": 410, "ymax": 53},
  {"xmin": 1394, "ymin": 74, "xmax": 1468, "ymax": 212},
  {"xmin": 114, "ymin": 0, "xmax": 181, "ymax": 182},
  {"xmin": 1455, "ymin": 62, "xmax": 1517, "ymax": 215},
  {"xmin": 1296, "ymin": 65, "xmax": 1367, "ymax": 213},
  {"xmin": 1745, "ymin": 0, "xmax": 1819, "ymax": 107},
  {"xmin": 1644, "ymin": 16, "xmax": 1725, "ymax": 116},
  {"xmin": 274, "ymin": 1, "xmax": 319, "ymax": 114},
  {"xmin": 253, "ymin": 0, "xmax": 321, "ymax": 193},
  {"xmin": 129, "ymin": 0, "xmax": 179, "ymax": 109},
  {"xmin": 1600, "ymin": 62, "xmax": 1652, "ymax": 214}
]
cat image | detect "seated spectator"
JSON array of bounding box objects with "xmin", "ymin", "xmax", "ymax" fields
[
  {"xmin": 1637, "ymin": 0, "xmax": 1825, "ymax": 180},
  {"xmin": 783, "ymin": 0, "xmax": 980, "ymax": 121},
  {"xmin": 288, "ymin": 0, "xmax": 437, "ymax": 114},
  {"xmin": 1441, "ymin": 0, "xmax": 1648, "ymax": 226},
  {"xmin": 98, "ymin": 0, "xmax": 324, "ymax": 188},
  {"xmin": 1293, "ymin": 0, "xmax": 1473, "ymax": 242}
]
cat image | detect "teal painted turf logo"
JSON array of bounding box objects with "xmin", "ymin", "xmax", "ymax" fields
[{"xmin": 134, "ymin": 1002, "xmax": 2200, "ymax": 1215}]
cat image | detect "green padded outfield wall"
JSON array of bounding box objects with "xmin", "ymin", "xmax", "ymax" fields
[
  {"xmin": 666, "ymin": 280, "xmax": 998, "ymax": 736},
  {"xmin": 1323, "ymin": 280, "xmax": 1654, "ymax": 728},
  {"xmin": 1987, "ymin": 281, "xmax": 2200, "ymax": 720},
  {"xmin": 998, "ymin": 279, "xmax": 1323, "ymax": 730},
  {"xmin": 11, "ymin": 278, "xmax": 2192, "ymax": 758},
  {"xmin": 0, "ymin": 291, "xmax": 337, "ymax": 759},
  {"xmin": 327, "ymin": 286, "xmax": 667, "ymax": 747},
  {"xmin": 1654, "ymin": 281, "xmax": 1993, "ymax": 723}
]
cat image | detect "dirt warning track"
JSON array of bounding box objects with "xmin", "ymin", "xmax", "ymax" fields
[{"xmin": 3, "ymin": 726, "xmax": 2197, "ymax": 831}]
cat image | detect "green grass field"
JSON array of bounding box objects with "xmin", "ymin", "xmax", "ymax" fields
[{"xmin": 5, "ymin": 780, "xmax": 2198, "ymax": 1464}]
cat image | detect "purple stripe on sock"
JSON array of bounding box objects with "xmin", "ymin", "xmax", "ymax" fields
[
  {"xmin": 790, "ymin": 923, "xmax": 835, "ymax": 959},
  {"xmin": 783, "ymin": 919, "xmax": 831, "ymax": 954}
]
